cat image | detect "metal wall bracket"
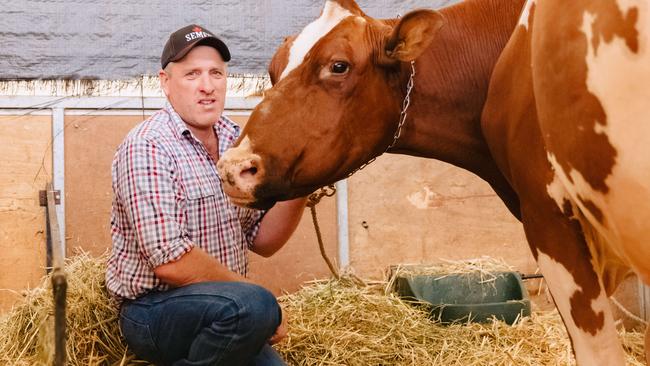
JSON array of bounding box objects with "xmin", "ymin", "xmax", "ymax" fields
[{"xmin": 39, "ymin": 190, "xmax": 61, "ymax": 206}]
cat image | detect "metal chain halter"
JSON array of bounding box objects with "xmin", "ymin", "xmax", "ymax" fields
[
  {"xmin": 345, "ymin": 60, "xmax": 416, "ymax": 178},
  {"xmin": 306, "ymin": 61, "xmax": 417, "ymax": 282}
]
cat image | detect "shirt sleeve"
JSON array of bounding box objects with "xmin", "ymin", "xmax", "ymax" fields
[
  {"xmin": 113, "ymin": 137, "xmax": 193, "ymax": 268},
  {"xmin": 238, "ymin": 206, "xmax": 266, "ymax": 249}
]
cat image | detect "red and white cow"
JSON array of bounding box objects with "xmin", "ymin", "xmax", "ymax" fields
[{"xmin": 217, "ymin": 0, "xmax": 650, "ymax": 364}]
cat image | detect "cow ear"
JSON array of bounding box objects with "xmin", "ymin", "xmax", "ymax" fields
[{"xmin": 380, "ymin": 9, "xmax": 444, "ymax": 65}]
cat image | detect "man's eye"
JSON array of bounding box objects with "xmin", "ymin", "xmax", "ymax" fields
[{"xmin": 330, "ymin": 61, "xmax": 349, "ymax": 74}]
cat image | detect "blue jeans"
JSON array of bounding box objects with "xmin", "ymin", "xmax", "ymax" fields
[{"xmin": 119, "ymin": 282, "xmax": 286, "ymax": 366}]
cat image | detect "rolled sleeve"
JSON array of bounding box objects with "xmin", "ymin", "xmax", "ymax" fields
[
  {"xmin": 238, "ymin": 207, "xmax": 266, "ymax": 249},
  {"xmin": 147, "ymin": 236, "xmax": 194, "ymax": 268},
  {"xmin": 115, "ymin": 137, "xmax": 192, "ymax": 269}
]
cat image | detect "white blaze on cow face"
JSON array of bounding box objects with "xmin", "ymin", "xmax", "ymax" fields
[
  {"xmin": 579, "ymin": 2, "xmax": 650, "ymax": 280},
  {"xmin": 518, "ymin": 0, "xmax": 535, "ymax": 30},
  {"xmin": 536, "ymin": 251, "xmax": 626, "ymax": 365},
  {"xmin": 279, "ymin": 1, "xmax": 354, "ymax": 80}
]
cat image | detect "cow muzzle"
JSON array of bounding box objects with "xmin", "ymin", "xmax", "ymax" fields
[{"xmin": 216, "ymin": 148, "xmax": 265, "ymax": 207}]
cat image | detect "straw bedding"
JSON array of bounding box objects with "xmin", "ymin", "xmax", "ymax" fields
[
  {"xmin": 277, "ymin": 278, "xmax": 645, "ymax": 366},
  {"xmin": 0, "ymin": 254, "xmax": 645, "ymax": 365},
  {"xmin": 0, "ymin": 252, "xmax": 147, "ymax": 366}
]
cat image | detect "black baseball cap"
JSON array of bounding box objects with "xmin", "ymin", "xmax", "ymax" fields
[{"xmin": 161, "ymin": 24, "xmax": 231, "ymax": 68}]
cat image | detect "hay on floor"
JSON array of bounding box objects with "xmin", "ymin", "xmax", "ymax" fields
[
  {"xmin": 385, "ymin": 256, "xmax": 521, "ymax": 291},
  {"xmin": 276, "ymin": 278, "xmax": 646, "ymax": 366},
  {"xmin": 0, "ymin": 252, "xmax": 149, "ymax": 366},
  {"xmin": 0, "ymin": 254, "xmax": 645, "ymax": 365}
]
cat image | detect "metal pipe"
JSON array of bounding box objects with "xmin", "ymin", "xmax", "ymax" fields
[
  {"xmin": 639, "ymin": 279, "xmax": 650, "ymax": 322},
  {"xmin": 335, "ymin": 179, "xmax": 350, "ymax": 268},
  {"xmin": 520, "ymin": 273, "xmax": 544, "ymax": 280},
  {"xmin": 52, "ymin": 107, "xmax": 66, "ymax": 250}
]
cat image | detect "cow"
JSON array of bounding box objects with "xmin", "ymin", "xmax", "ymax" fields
[{"xmin": 216, "ymin": 0, "xmax": 650, "ymax": 364}]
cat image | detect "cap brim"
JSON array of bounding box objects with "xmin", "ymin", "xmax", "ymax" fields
[{"xmin": 170, "ymin": 37, "xmax": 231, "ymax": 64}]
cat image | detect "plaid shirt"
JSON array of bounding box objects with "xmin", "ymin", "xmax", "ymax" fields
[{"xmin": 106, "ymin": 102, "xmax": 264, "ymax": 301}]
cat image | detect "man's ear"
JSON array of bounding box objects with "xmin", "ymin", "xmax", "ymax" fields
[
  {"xmin": 159, "ymin": 69, "xmax": 170, "ymax": 96},
  {"xmin": 378, "ymin": 9, "xmax": 445, "ymax": 66}
]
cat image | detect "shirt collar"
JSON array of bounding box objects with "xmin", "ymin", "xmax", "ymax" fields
[
  {"xmin": 164, "ymin": 102, "xmax": 192, "ymax": 138},
  {"xmin": 164, "ymin": 100, "xmax": 240, "ymax": 132},
  {"xmin": 164, "ymin": 101, "xmax": 242, "ymax": 155}
]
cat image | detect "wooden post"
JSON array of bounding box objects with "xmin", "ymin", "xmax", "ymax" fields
[{"xmin": 43, "ymin": 183, "xmax": 67, "ymax": 366}]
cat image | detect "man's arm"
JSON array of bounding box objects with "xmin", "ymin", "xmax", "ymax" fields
[
  {"xmin": 154, "ymin": 246, "xmax": 251, "ymax": 287},
  {"xmin": 156, "ymin": 197, "xmax": 307, "ymax": 286},
  {"xmin": 154, "ymin": 197, "xmax": 307, "ymax": 286},
  {"xmin": 251, "ymin": 197, "xmax": 308, "ymax": 257}
]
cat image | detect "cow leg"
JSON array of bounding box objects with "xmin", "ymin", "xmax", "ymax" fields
[
  {"xmin": 520, "ymin": 202, "xmax": 626, "ymax": 366},
  {"xmin": 534, "ymin": 250, "xmax": 625, "ymax": 365}
]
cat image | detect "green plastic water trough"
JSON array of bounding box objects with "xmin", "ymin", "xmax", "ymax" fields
[{"xmin": 392, "ymin": 271, "xmax": 531, "ymax": 325}]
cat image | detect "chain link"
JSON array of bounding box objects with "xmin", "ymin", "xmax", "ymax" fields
[
  {"xmin": 345, "ymin": 60, "xmax": 416, "ymax": 178},
  {"xmin": 388, "ymin": 60, "xmax": 416, "ymax": 149}
]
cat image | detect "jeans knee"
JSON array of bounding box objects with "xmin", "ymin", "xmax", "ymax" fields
[{"xmin": 238, "ymin": 284, "xmax": 281, "ymax": 336}]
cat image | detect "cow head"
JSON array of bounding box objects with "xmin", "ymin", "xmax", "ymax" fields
[{"xmin": 217, "ymin": 0, "xmax": 443, "ymax": 209}]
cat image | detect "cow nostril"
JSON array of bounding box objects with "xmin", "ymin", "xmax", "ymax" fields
[{"xmin": 240, "ymin": 166, "xmax": 258, "ymax": 179}]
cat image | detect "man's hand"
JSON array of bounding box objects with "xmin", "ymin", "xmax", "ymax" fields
[{"xmin": 268, "ymin": 306, "xmax": 288, "ymax": 344}]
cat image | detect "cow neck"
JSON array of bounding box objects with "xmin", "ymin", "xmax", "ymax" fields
[
  {"xmin": 386, "ymin": 0, "xmax": 525, "ymax": 219},
  {"xmin": 344, "ymin": 60, "xmax": 416, "ymax": 179}
]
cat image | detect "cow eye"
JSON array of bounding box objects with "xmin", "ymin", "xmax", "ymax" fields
[{"xmin": 330, "ymin": 61, "xmax": 349, "ymax": 74}]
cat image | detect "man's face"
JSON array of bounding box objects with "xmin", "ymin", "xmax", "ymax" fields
[{"xmin": 159, "ymin": 46, "xmax": 227, "ymax": 132}]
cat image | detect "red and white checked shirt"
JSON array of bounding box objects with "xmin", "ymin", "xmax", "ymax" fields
[{"xmin": 106, "ymin": 102, "xmax": 264, "ymax": 301}]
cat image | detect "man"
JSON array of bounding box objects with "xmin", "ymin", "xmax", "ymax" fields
[{"xmin": 106, "ymin": 24, "xmax": 305, "ymax": 365}]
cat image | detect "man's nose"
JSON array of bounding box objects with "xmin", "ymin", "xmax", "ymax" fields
[{"xmin": 199, "ymin": 74, "xmax": 215, "ymax": 94}]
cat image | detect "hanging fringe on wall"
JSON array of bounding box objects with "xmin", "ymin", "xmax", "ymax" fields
[{"xmin": 0, "ymin": 74, "xmax": 271, "ymax": 98}]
